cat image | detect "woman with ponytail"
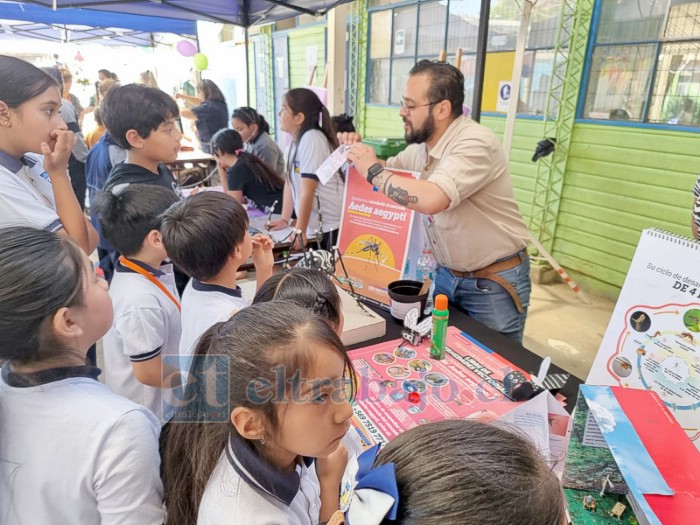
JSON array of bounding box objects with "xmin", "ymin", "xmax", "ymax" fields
[
  {"xmin": 231, "ymin": 106, "xmax": 285, "ymax": 178},
  {"xmin": 268, "ymin": 88, "xmax": 344, "ymax": 251},
  {"xmin": 211, "ymin": 129, "xmax": 283, "ymax": 213}
]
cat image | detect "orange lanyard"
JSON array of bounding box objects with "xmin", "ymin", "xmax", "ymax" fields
[{"xmin": 118, "ymin": 256, "xmax": 181, "ymax": 312}]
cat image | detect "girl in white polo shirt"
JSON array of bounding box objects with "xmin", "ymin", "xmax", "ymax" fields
[
  {"xmin": 269, "ymin": 88, "xmax": 344, "ymax": 251},
  {"xmin": 0, "ymin": 55, "xmax": 95, "ymax": 255},
  {"xmin": 162, "ymin": 301, "xmax": 356, "ymax": 525},
  {"xmin": 0, "ymin": 227, "xmax": 164, "ymax": 525}
]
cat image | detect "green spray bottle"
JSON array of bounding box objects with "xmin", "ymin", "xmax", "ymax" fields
[{"xmin": 430, "ymin": 294, "xmax": 449, "ymax": 360}]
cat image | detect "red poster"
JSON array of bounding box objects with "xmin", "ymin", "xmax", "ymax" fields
[
  {"xmin": 348, "ymin": 327, "xmax": 526, "ymax": 446},
  {"xmin": 335, "ymin": 165, "xmax": 417, "ymax": 307}
]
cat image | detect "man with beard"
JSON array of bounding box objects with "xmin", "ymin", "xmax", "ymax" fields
[{"xmin": 340, "ymin": 60, "xmax": 531, "ymax": 342}]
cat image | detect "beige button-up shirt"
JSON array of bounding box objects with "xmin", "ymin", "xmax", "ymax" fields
[{"xmin": 386, "ymin": 116, "xmax": 529, "ymax": 272}]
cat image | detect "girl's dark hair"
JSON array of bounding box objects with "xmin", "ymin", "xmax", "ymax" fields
[
  {"xmin": 331, "ymin": 113, "xmax": 355, "ymax": 134},
  {"xmin": 253, "ymin": 268, "xmax": 342, "ymax": 330},
  {"xmin": 162, "ymin": 301, "xmax": 356, "ymax": 525},
  {"xmin": 198, "ymin": 79, "xmax": 226, "ymax": 103},
  {"xmin": 231, "ymin": 106, "xmax": 271, "ymax": 137},
  {"xmin": 375, "ymin": 420, "xmax": 565, "ymax": 525},
  {"xmin": 98, "ymin": 69, "xmax": 118, "ymax": 81},
  {"xmin": 284, "ymin": 88, "xmax": 338, "ymax": 150},
  {"xmin": 0, "ymin": 55, "xmax": 58, "ymax": 108},
  {"xmin": 211, "ymin": 129, "xmax": 283, "ymax": 192},
  {"xmin": 0, "ymin": 227, "xmax": 86, "ymax": 364}
]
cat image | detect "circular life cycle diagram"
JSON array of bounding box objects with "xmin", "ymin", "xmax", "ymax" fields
[{"xmin": 613, "ymin": 306, "xmax": 700, "ymax": 412}]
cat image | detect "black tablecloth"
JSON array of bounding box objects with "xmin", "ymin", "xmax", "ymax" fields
[{"xmin": 347, "ymin": 305, "xmax": 582, "ymax": 413}]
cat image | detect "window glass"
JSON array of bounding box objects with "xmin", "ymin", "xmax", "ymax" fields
[
  {"xmin": 369, "ymin": 59, "xmax": 391, "ymax": 104},
  {"xmin": 648, "ymin": 42, "xmax": 700, "ymax": 125},
  {"xmin": 447, "ymin": 0, "xmax": 481, "ymax": 53},
  {"xmin": 583, "ymin": 44, "xmax": 656, "ymax": 121},
  {"xmin": 528, "ymin": 2, "xmax": 562, "ymax": 49},
  {"xmin": 665, "ymin": 0, "xmax": 700, "ymax": 39},
  {"xmin": 418, "ymin": 2, "xmax": 447, "ymax": 57},
  {"xmin": 520, "ymin": 49, "xmax": 562, "ymax": 116},
  {"xmin": 370, "ymin": 11, "xmax": 392, "ymax": 59},
  {"xmin": 392, "ymin": 6, "xmax": 418, "ymax": 57},
  {"xmin": 488, "ymin": 0, "xmax": 519, "ymax": 52},
  {"xmin": 390, "ymin": 58, "xmax": 416, "ymax": 104},
  {"xmin": 596, "ymin": 0, "xmax": 669, "ymax": 44}
]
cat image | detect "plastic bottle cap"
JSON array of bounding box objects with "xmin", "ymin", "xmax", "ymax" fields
[{"xmin": 435, "ymin": 294, "xmax": 448, "ymax": 311}]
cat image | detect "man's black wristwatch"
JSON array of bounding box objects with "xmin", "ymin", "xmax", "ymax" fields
[{"xmin": 367, "ymin": 163, "xmax": 384, "ymax": 186}]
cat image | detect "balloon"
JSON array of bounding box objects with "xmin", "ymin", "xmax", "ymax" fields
[
  {"xmin": 193, "ymin": 53, "xmax": 208, "ymax": 71},
  {"xmin": 176, "ymin": 40, "xmax": 197, "ymax": 57}
]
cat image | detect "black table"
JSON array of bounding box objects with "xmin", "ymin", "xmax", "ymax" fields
[{"xmin": 347, "ymin": 304, "xmax": 582, "ymax": 413}]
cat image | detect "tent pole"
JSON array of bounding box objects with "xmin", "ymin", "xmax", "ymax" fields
[
  {"xmin": 245, "ymin": 26, "xmax": 251, "ymax": 106},
  {"xmin": 471, "ymin": 0, "xmax": 491, "ymax": 123}
]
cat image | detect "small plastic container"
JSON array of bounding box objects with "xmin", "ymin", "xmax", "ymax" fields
[
  {"xmin": 363, "ymin": 137, "xmax": 408, "ymax": 160},
  {"xmin": 387, "ymin": 279, "xmax": 429, "ymax": 323}
]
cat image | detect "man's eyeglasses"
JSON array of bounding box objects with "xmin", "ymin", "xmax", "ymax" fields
[{"xmin": 400, "ymin": 100, "xmax": 439, "ymax": 113}]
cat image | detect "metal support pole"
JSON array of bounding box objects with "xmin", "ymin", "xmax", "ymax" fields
[{"xmin": 471, "ymin": 0, "xmax": 491, "ymax": 123}]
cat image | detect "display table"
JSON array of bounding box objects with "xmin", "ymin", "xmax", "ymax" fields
[
  {"xmin": 166, "ymin": 150, "xmax": 216, "ymax": 186},
  {"xmin": 348, "ymin": 305, "xmax": 581, "ymax": 414}
]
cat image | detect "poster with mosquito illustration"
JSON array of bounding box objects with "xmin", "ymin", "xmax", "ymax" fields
[{"xmin": 335, "ymin": 165, "xmax": 419, "ymax": 307}]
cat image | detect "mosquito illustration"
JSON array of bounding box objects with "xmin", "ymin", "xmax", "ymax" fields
[{"xmin": 348, "ymin": 236, "xmax": 387, "ymax": 270}]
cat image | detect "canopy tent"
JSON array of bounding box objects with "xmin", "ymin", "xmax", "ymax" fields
[
  {"xmin": 18, "ymin": 0, "xmax": 352, "ymax": 27},
  {"xmin": 0, "ymin": 2, "xmax": 196, "ymax": 44}
]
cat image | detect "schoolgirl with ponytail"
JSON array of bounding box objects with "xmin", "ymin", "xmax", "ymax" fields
[
  {"xmin": 269, "ymin": 88, "xmax": 345, "ymax": 251},
  {"xmin": 252, "ymin": 267, "xmax": 343, "ymax": 335},
  {"xmin": 161, "ymin": 301, "xmax": 356, "ymax": 524},
  {"xmin": 212, "ymin": 128, "xmax": 283, "ymax": 213}
]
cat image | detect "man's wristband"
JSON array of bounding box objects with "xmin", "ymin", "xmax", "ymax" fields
[{"xmin": 367, "ymin": 163, "xmax": 384, "ymax": 186}]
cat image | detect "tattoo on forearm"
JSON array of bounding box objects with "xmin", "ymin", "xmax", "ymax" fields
[{"xmin": 386, "ymin": 181, "xmax": 418, "ymax": 207}]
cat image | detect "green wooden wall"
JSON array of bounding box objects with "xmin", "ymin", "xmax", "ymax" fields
[
  {"xmin": 553, "ymin": 124, "xmax": 697, "ymax": 298},
  {"xmin": 364, "ymin": 106, "xmax": 698, "ymax": 299},
  {"xmin": 287, "ymin": 25, "xmax": 327, "ymax": 89}
]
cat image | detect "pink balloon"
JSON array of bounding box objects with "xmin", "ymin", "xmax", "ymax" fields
[{"xmin": 176, "ymin": 40, "xmax": 197, "ymax": 57}]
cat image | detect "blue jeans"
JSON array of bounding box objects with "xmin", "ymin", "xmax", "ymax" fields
[{"xmin": 434, "ymin": 253, "xmax": 531, "ymax": 343}]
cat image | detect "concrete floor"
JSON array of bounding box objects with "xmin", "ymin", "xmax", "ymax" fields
[{"xmin": 523, "ymin": 281, "xmax": 616, "ymax": 380}]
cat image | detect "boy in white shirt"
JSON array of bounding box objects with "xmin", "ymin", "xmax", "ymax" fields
[
  {"xmin": 96, "ymin": 184, "xmax": 182, "ymax": 419},
  {"xmin": 160, "ymin": 192, "xmax": 274, "ymax": 358}
]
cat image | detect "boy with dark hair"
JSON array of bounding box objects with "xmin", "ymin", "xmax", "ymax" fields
[
  {"xmin": 96, "ymin": 184, "xmax": 182, "ymax": 420},
  {"xmin": 101, "ymin": 83, "xmax": 183, "ymax": 197},
  {"xmin": 160, "ymin": 192, "xmax": 274, "ymax": 356},
  {"xmin": 101, "ymin": 83, "xmax": 188, "ymax": 293}
]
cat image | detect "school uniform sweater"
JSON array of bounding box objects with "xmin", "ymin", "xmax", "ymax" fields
[
  {"xmin": 0, "ymin": 151, "xmax": 61, "ymax": 231},
  {"xmin": 0, "ymin": 364, "xmax": 164, "ymax": 525},
  {"xmin": 178, "ymin": 279, "xmax": 249, "ymax": 358},
  {"xmin": 198, "ymin": 434, "xmax": 321, "ymax": 525},
  {"xmin": 102, "ymin": 259, "xmax": 181, "ymax": 421}
]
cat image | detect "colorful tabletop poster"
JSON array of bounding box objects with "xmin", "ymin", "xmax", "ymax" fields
[
  {"xmin": 348, "ymin": 326, "xmax": 527, "ymax": 446},
  {"xmin": 587, "ymin": 229, "xmax": 700, "ymax": 449},
  {"xmin": 335, "ymin": 165, "xmax": 418, "ymax": 307}
]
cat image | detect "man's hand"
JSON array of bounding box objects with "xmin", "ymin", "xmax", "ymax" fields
[
  {"xmin": 347, "ymin": 142, "xmax": 379, "ymax": 179},
  {"xmin": 41, "ymin": 129, "xmax": 75, "ymax": 176},
  {"xmin": 251, "ymin": 233, "xmax": 274, "ymax": 271},
  {"xmin": 337, "ymin": 131, "xmax": 363, "ymax": 146}
]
